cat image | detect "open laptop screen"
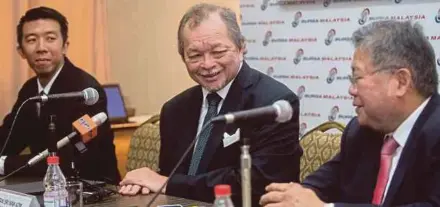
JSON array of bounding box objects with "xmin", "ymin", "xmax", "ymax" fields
[{"xmin": 103, "ymin": 84, "xmax": 128, "ymax": 123}]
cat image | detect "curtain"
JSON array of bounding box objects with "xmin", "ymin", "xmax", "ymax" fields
[{"xmin": 0, "ymin": 0, "xmax": 111, "ymax": 120}]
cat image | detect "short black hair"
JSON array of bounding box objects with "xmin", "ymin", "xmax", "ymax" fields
[{"xmin": 16, "ymin": 6, "xmax": 68, "ymax": 48}]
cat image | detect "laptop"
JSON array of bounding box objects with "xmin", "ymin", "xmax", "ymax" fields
[{"xmin": 102, "ymin": 84, "xmax": 132, "ymax": 124}]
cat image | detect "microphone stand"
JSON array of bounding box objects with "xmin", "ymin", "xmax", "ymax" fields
[
  {"xmin": 48, "ymin": 115, "xmax": 58, "ymax": 156},
  {"xmin": 145, "ymin": 120, "xmax": 214, "ymax": 207},
  {"xmin": 0, "ymin": 115, "xmax": 59, "ymax": 182},
  {"xmin": 241, "ymin": 137, "xmax": 251, "ymax": 207}
]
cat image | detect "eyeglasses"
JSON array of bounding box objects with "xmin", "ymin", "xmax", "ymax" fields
[{"xmin": 348, "ymin": 68, "xmax": 392, "ymax": 86}]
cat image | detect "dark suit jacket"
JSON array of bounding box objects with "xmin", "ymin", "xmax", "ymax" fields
[
  {"xmin": 159, "ymin": 62, "xmax": 302, "ymax": 206},
  {"xmin": 302, "ymin": 94, "xmax": 440, "ymax": 206},
  {"xmin": 0, "ymin": 57, "xmax": 120, "ymax": 184}
]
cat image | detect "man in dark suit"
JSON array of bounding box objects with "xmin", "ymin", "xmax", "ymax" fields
[
  {"xmin": 119, "ymin": 3, "xmax": 302, "ymax": 205},
  {"xmin": 260, "ymin": 20, "xmax": 440, "ymax": 207},
  {"xmin": 0, "ymin": 6, "xmax": 120, "ymax": 184}
]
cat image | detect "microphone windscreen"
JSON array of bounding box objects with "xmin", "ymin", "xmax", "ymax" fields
[
  {"xmin": 83, "ymin": 88, "xmax": 99, "ymax": 105},
  {"xmin": 92, "ymin": 112, "xmax": 108, "ymax": 125},
  {"xmin": 273, "ymin": 100, "xmax": 293, "ymax": 123}
]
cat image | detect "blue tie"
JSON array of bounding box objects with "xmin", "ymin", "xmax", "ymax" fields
[{"xmin": 188, "ymin": 92, "xmax": 222, "ymax": 175}]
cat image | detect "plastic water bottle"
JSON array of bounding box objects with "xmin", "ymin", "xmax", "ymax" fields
[
  {"xmin": 43, "ymin": 155, "xmax": 69, "ymax": 207},
  {"xmin": 214, "ymin": 184, "xmax": 234, "ymax": 207}
]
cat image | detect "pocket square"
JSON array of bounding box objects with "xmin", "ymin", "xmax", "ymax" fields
[{"xmin": 223, "ymin": 128, "xmax": 240, "ymax": 148}]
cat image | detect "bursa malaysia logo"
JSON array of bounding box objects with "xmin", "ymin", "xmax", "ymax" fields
[
  {"xmin": 327, "ymin": 67, "xmax": 338, "ymax": 84},
  {"xmin": 323, "ymin": 0, "xmax": 331, "ymax": 7},
  {"xmin": 435, "ymin": 9, "xmax": 440, "ymax": 23},
  {"xmin": 359, "ymin": 8, "xmax": 370, "ymax": 25},
  {"xmin": 261, "ymin": 0, "xmax": 270, "ymax": 11},
  {"xmin": 266, "ymin": 66, "xmax": 274, "ymax": 76},
  {"xmin": 291, "ymin": 11, "xmax": 302, "ymax": 28},
  {"xmin": 328, "ymin": 106, "xmax": 339, "ymax": 121},
  {"xmin": 293, "ymin": 48, "xmax": 304, "ymax": 65},
  {"xmin": 324, "ymin": 29, "xmax": 336, "ymax": 46},
  {"xmin": 297, "ymin": 85, "xmax": 306, "ymax": 100},
  {"xmin": 262, "ymin": 30, "xmax": 272, "ymax": 46}
]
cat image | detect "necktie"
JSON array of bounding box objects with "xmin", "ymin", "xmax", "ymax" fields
[
  {"xmin": 188, "ymin": 92, "xmax": 222, "ymax": 175},
  {"xmin": 36, "ymin": 90, "xmax": 46, "ymax": 118},
  {"xmin": 372, "ymin": 136, "xmax": 399, "ymax": 205}
]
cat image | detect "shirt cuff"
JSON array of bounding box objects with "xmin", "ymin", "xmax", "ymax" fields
[
  {"xmin": 0, "ymin": 156, "xmax": 7, "ymax": 175},
  {"xmin": 324, "ymin": 203, "xmax": 335, "ymax": 207}
]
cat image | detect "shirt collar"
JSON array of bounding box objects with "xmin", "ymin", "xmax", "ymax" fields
[
  {"xmin": 388, "ymin": 96, "xmax": 431, "ymax": 147},
  {"xmin": 37, "ymin": 61, "xmax": 64, "ymax": 94},
  {"xmin": 201, "ymin": 61, "xmax": 243, "ymax": 101}
]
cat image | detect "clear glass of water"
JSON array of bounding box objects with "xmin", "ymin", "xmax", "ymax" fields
[{"xmin": 66, "ymin": 180, "xmax": 83, "ymax": 207}]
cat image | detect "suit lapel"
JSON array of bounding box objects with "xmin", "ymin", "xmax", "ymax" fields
[
  {"xmin": 197, "ymin": 62, "xmax": 255, "ymax": 173},
  {"xmin": 382, "ymin": 95, "xmax": 439, "ymax": 206}
]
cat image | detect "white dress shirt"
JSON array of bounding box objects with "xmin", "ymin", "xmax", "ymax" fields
[
  {"xmin": 194, "ymin": 62, "xmax": 243, "ymax": 150},
  {"xmin": 325, "ymin": 96, "xmax": 431, "ymax": 206},
  {"xmin": 0, "ymin": 63, "xmax": 64, "ymax": 175}
]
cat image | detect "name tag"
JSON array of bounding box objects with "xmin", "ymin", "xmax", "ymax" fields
[{"xmin": 0, "ymin": 188, "xmax": 40, "ymax": 207}]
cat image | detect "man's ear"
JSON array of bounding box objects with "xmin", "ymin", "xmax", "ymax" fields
[
  {"xmin": 394, "ymin": 68, "xmax": 412, "ymax": 97},
  {"xmin": 62, "ymin": 40, "xmax": 70, "ymax": 55},
  {"xmin": 16, "ymin": 45, "xmax": 25, "ymax": 59}
]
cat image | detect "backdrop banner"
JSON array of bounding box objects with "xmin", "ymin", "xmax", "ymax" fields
[{"xmin": 240, "ymin": 0, "xmax": 440, "ymax": 137}]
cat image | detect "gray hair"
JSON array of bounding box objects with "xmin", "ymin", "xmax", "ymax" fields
[
  {"xmin": 177, "ymin": 3, "xmax": 245, "ymax": 59},
  {"xmin": 352, "ymin": 20, "xmax": 438, "ymax": 97}
]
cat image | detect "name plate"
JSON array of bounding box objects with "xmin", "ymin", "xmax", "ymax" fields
[{"xmin": 0, "ymin": 188, "xmax": 40, "ymax": 207}]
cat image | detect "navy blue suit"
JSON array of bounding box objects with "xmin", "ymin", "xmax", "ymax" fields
[
  {"xmin": 159, "ymin": 62, "xmax": 302, "ymax": 206},
  {"xmin": 303, "ymin": 94, "xmax": 440, "ymax": 206}
]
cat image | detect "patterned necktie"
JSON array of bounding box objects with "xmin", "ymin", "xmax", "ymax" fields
[
  {"xmin": 372, "ymin": 136, "xmax": 399, "ymax": 205},
  {"xmin": 188, "ymin": 92, "xmax": 222, "ymax": 175}
]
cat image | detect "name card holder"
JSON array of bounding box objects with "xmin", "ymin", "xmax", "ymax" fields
[{"xmin": 0, "ymin": 188, "xmax": 40, "ymax": 207}]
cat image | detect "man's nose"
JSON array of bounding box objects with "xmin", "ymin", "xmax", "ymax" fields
[
  {"xmin": 36, "ymin": 39, "xmax": 48, "ymax": 53},
  {"xmin": 200, "ymin": 54, "xmax": 216, "ymax": 69},
  {"xmin": 348, "ymin": 84, "xmax": 357, "ymax": 97}
]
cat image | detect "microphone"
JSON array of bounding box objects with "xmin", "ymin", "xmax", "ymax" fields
[
  {"xmin": 29, "ymin": 87, "xmax": 99, "ymax": 106},
  {"xmin": 27, "ymin": 112, "xmax": 107, "ymax": 166},
  {"xmin": 211, "ymin": 100, "xmax": 293, "ymax": 124},
  {"xmin": 145, "ymin": 100, "xmax": 293, "ymax": 206}
]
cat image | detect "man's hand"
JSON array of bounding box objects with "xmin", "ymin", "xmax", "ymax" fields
[
  {"xmin": 118, "ymin": 184, "xmax": 150, "ymax": 195},
  {"xmin": 119, "ymin": 167, "xmax": 168, "ymax": 195},
  {"xmin": 259, "ymin": 182, "xmax": 326, "ymax": 207}
]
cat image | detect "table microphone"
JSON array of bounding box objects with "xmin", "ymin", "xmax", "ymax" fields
[
  {"xmin": 0, "ymin": 112, "xmax": 107, "ymax": 182},
  {"xmin": 211, "ymin": 100, "xmax": 293, "ymax": 124},
  {"xmin": 29, "ymin": 87, "xmax": 99, "ymax": 106},
  {"xmin": 145, "ymin": 100, "xmax": 293, "ymax": 206},
  {"xmin": 27, "ymin": 112, "xmax": 106, "ymax": 166}
]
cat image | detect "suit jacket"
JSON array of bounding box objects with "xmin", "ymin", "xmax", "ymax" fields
[
  {"xmin": 0, "ymin": 57, "xmax": 120, "ymax": 184},
  {"xmin": 302, "ymin": 94, "xmax": 440, "ymax": 206},
  {"xmin": 159, "ymin": 62, "xmax": 302, "ymax": 206}
]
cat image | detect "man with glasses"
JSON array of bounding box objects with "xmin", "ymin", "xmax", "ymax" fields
[{"xmin": 260, "ymin": 20, "xmax": 440, "ymax": 207}]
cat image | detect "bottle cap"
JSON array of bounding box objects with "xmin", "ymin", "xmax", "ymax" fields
[
  {"xmin": 47, "ymin": 155, "xmax": 59, "ymax": 164},
  {"xmin": 214, "ymin": 184, "xmax": 231, "ymax": 196}
]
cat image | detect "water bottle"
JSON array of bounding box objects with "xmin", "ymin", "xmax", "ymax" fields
[
  {"xmin": 214, "ymin": 184, "xmax": 234, "ymax": 207},
  {"xmin": 43, "ymin": 155, "xmax": 69, "ymax": 207}
]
